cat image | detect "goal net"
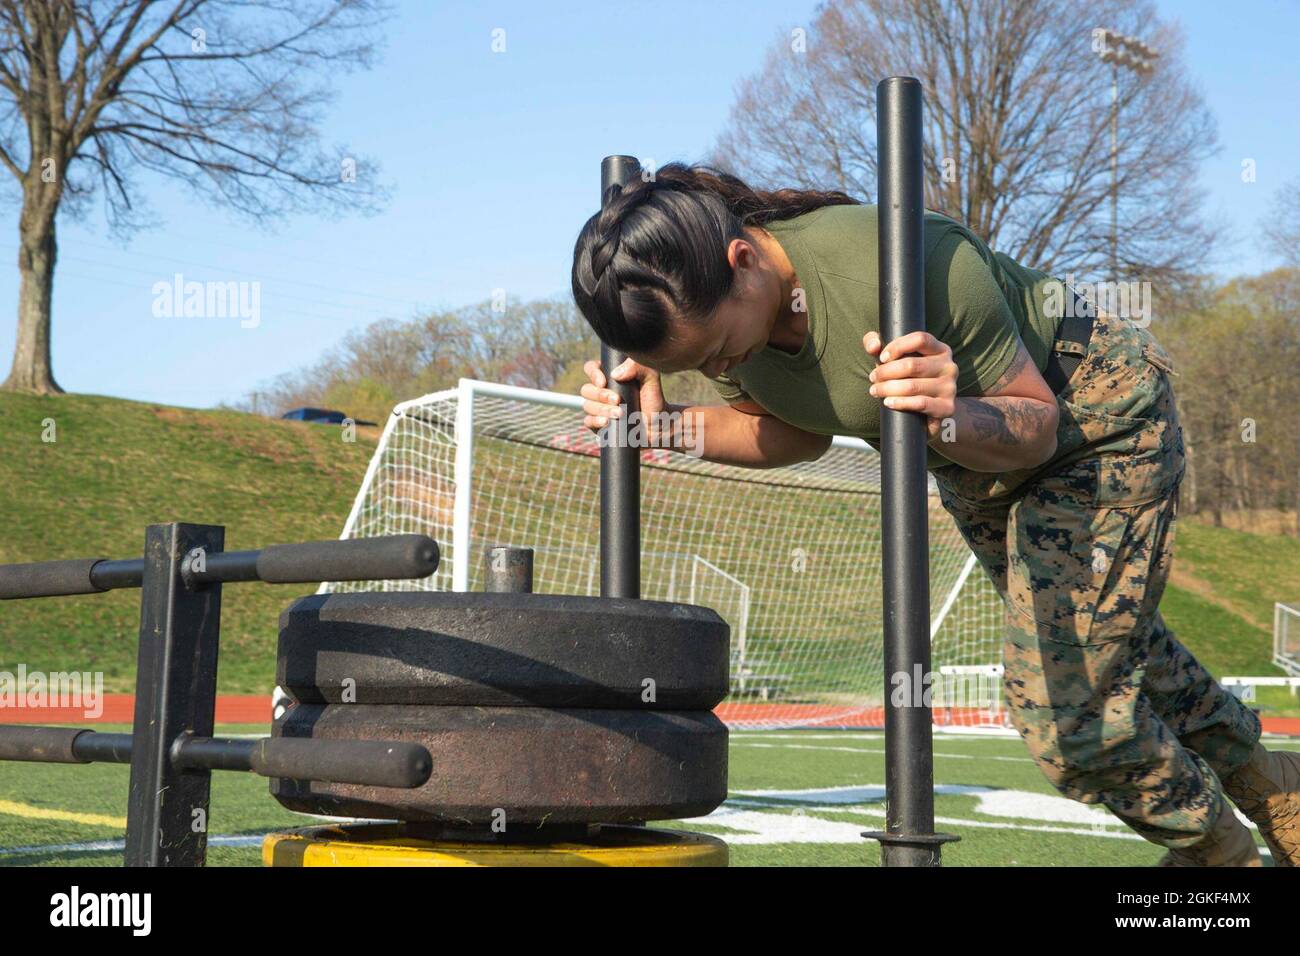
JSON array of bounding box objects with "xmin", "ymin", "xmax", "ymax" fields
[
  {"xmin": 322, "ymin": 379, "xmax": 1009, "ymax": 730},
  {"xmin": 1276, "ymin": 603, "xmax": 1300, "ymax": 677}
]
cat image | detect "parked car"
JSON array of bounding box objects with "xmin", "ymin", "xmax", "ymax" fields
[{"xmin": 280, "ymin": 407, "xmax": 377, "ymax": 426}]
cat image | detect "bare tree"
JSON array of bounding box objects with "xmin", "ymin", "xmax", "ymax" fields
[
  {"xmin": 1263, "ymin": 176, "xmax": 1300, "ymax": 268},
  {"xmin": 1163, "ymin": 268, "xmax": 1300, "ymax": 534},
  {"xmin": 236, "ymin": 295, "xmax": 602, "ymax": 419},
  {"xmin": 713, "ymin": 0, "xmax": 1219, "ymax": 290},
  {"xmin": 0, "ymin": 0, "xmax": 389, "ymax": 395}
]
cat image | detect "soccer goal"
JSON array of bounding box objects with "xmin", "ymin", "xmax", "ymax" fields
[
  {"xmin": 322, "ymin": 378, "xmax": 1008, "ymax": 729},
  {"xmin": 1275, "ymin": 603, "xmax": 1300, "ymax": 677}
]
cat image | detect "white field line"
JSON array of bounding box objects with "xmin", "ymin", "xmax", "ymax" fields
[
  {"xmin": 0, "ymin": 833, "xmax": 265, "ymax": 857},
  {"xmin": 731, "ymin": 740, "xmax": 1034, "ymax": 762},
  {"xmin": 707, "ymin": 803, "xmax": 1146, "ymax": 844},
  {"xmin": 732, "ymin": 737, "xmax": 1300, "ymax": 756},
  {"xmin": 731, "ymin": 732, "xmax": 886, "ymax": 741}
]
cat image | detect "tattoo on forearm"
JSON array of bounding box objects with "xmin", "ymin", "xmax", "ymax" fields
[
  {"xmin": 986, "ymin": 346, "xmax": 1031, "ymax": 395},
  {"xmin": 963, "ymin": 397, "xmax": 1052, "ymax": 447}
]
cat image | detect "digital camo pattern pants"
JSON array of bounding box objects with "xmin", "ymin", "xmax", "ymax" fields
[{"xmin": 933, "ymin": 311, "xmax": 1261, "ymax": 848}]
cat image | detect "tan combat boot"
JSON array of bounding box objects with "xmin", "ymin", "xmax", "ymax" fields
[
  {"xmin": 1157, "ymin": 796, "xmax": 1262, "ymax": 867},
  {"xmin": 1222, "ymin": 742, "xmax": 1300, "ymax": 867}
]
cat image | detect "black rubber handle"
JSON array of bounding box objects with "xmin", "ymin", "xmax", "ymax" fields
[
  {"xmin": 250, "ymin": 738, "xmax": 433, "ymax": 788},
  {"xmin": 0, "ymin": 559, "xmax": 107, "ymax": 600},
  {"xmin": 0, "ymin": 726, "xmax": 92, "ymax": 762},
  {"xmin": 256, "ymin": 535, "xmax": 439, "ymax": 584}
]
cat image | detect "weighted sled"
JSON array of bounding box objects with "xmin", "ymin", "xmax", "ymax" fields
[
  {"xmin": 270, "ymin": 703, "xmax": 728, "ymax": 825},
  {"xmin": 276, "ymin": 591, "xmax": 730, "ymax": 709}
]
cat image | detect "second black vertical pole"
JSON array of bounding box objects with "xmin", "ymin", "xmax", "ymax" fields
[
  {"xmin": 866, "ymin": 76, "xmax": 958, "ymax": 866},
  {"xmin": 125, "ymin": 522, "xmax": 224, "ymax": 866},
  {"xmin": 598, "ymin": 155, "xmax": 642, "ymax": 599}
]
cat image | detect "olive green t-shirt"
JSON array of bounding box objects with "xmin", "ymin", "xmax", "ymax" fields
[{"xmin": 707, "ymin": 204, "xmax": 1061, "ymax": 467}]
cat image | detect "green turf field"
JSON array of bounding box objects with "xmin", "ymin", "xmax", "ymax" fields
[
  {"xmin": 1, "ymin": 725, "xmax": 1294, "ymax": 867},
  {"xmin": 2, "ymin": 392, "xmax": 1297, "ymax": 867}
]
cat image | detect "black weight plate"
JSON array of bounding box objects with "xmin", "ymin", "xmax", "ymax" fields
[
  {"xmin": 277, "ymin": 591, "xmax": 729, "ymax": 709},
  {"xmin": 270, "ymin": 703, "xmax": 728, "ymax": 826}
]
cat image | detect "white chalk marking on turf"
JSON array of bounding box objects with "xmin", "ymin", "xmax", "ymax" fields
[
  {"xmin": 0, "ymin": 833, "xmax": 264, "ymax": 857},
  {"xmin": 731, "ymin": 741, "xmax": 1033, "ymax": 762},
  {"xmin": 719, "ymin": 784, "xmax": 1274, "ymax": 842},
  {"xmin": 731, "ymin": 783, "xmax": 992, "ymax": 803},
  {"xmin": 731, "ymin": 728, "xmax": 1020, "ymax": 740},
  {"xmin": 816, "ymin": 804, "xmax": 1265, "ymax": 852},
  {"xmin": 687, "ymin": 801, "xmax": 1140, "ymax": 845},
  {"xmin": 694, "ymin": 807, "xmax": 868, "ymax": 844},
  {"xmin": 731, "ymin": 732, "xmax": 885, "ymax": 741},
  {"xmin": 836, "ymin": 807, "xmax": 1147, "ymax": 842},
  {"xmin": 732, "ymin": 730, "xmax": 1300, "ymax": 747},
  {"xmin": 969, "ymin": 789, "xmax": 1115, "ymax": 826},
  {"xmin": 727, "ymin": 784, "xmax": 1122, "ymax": 831}
]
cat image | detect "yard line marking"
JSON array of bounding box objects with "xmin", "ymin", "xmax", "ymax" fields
[
  {"xmin": 731, "ymin": 732, "xmax": 1015, "ymax": 742},
  {"xmin": 827, "ymin": 806, "xmax": 1148, "ymax": 842},
  {"xmin": 0, "ymin": 838, "xmax": 124, "ymax": 856},
  {"xmin": 718, "ymin": 784, "xmax": 1270, "ymax": 845},
  {"xmin": 0, "ymin": 833, "xmax": 263, "ymax": 857},
  {"xmin": 685, "ymin": 799, "xmax": 1142, "ymax": 844},
  {"xmin": 0, "ymin": 799, "xmax": 125, "ymax": 828},
  {"xmin": 732, "ymin": 733, "xmax": 884, "ymax": 741},
  {"xmin": 729, "ymin": 782, "xmax": 992, "ymax": 803},
  {"xmin": 731, "ymin": 741, "xmax": 1033, "ymax": 762}
]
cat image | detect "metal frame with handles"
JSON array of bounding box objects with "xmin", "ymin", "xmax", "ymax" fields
[{"xmin": 0, "ymin": 524, "xmax": 439, "ymax": 866}]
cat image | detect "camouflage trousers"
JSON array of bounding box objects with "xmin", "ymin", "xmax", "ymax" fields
[{"xmin": 934, "ymin": 311, "xmax": 1261, "ymax": 849}]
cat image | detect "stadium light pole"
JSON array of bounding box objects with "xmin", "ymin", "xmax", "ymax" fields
[
  {"xmin": 862, "ymin": 76, "xmax": 959, "ymax": 867},
  {"xmin": 1094, "ymin": 30, "xmax": 1159, "ymax": 280}
]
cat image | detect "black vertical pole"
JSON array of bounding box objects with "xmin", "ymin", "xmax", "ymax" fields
[
  {"xmin": 599, "ymin": 155, "xmax": 642, "ymax": 599},
  {"xmin": 124, "ymin": 522, "xmax": 224, "ymax": 866},
  {"xmin": 863, "ymin": 76, "xmax": 958, "ymax": 866}
]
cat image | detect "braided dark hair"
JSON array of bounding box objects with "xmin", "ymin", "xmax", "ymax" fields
[{"xmin": 571, "ymin": 163, "xmax": 859, "ymax": 355}]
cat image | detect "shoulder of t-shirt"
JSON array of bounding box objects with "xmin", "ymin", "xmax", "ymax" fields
[
  {"xmin": 924, "ymin": 232, "xmax": 1022, "ymax": 395},
  {"xmin": 766, "ymin": 206, "xmax": 993, "ymax": 280},
  {"xmin": 923, "ymin": 214, "xmax": 996, "ymax": 267},
  {"xmin": 766, "ymin": 204, "xmax": 877, "ymax": 286},
  {"xmin": 764, "ymin": 203, "xmax": 873, "ymax": 245}
]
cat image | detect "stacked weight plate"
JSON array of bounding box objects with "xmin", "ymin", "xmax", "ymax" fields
[{"xmin": 271, "ymin": 590, "xmax": 730, "ymax": 828}]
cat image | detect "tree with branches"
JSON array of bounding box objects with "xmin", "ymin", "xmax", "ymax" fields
[
  {"xmin": 1263, "ymin": 175, "xmax": 1300, "ymax": 268},
  {"xmin": 0, "ymin": 0, "xmax": 389, "ymax": 394},
  {"xmin": 713, "ymin": 0, "xmax": 1220, "ymax": 292}
]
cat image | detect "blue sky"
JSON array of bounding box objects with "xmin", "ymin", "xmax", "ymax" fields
[{"xmin": 1, "ymin": 0, "xmax": 1297, "ymax": 408}]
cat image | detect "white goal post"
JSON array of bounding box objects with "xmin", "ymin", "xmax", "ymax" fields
[
  {"xmin": 322, "ymin": 377, "xmax": 1008, "ymax": 729},
  {"xmin": 1275, "ymin": 603, "xmax": 1300, "ymax": 677}
]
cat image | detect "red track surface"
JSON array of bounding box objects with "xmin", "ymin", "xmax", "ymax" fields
[
  {"xmin": 5, "ymin": 696, "xmax": 1299, "ymax": 736},
  {"xmin": 0, "ymin": 694, "xmax": 270, "ymax": 724}
]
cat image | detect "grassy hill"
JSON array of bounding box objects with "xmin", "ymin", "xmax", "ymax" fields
[
  {"xmin": 0, "ymin": 392, "xmax": 376, "ymax": 693},
  {"xmin": 0, "ymin": 391, "xmax": 1295, "ymax": 698},
  {"xmin": 1165, "ymin": 520, "xmax": 1300, "ymax": 675}
]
